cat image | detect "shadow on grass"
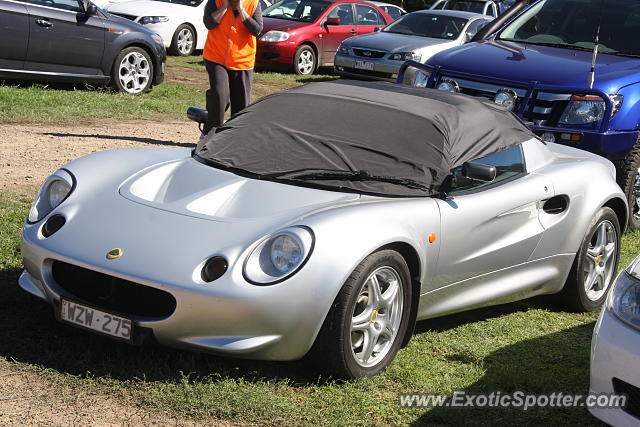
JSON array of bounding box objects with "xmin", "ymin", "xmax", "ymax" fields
[
  {"xmin": 42, "ymin": 133, "xmax": 195, "ymax": 148},
  {"xmin": 409, "ymin": 321, "xmax": 602, "ymax": 426}
]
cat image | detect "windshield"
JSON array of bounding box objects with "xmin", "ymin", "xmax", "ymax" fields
[
  {"xmin": 383, "ymin": 13, "xmax": 468, "ymax": 39},
  {"xmin": 436, "ymin": 0, "xmax": 487, "ymax": 14},
  {"xmin": 264, "ymin": 0, "xmax": 329, "ymax": 21},
  {"xmin": 152, "ymin": 0, "xmax": 204, "ymax": 5},
  {"xmin": 498, "ymin": 0, "xmax": 640, "ymax": 57}
]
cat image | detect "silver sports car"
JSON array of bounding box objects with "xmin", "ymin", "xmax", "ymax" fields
[{"xmin": 20, "ymin": 80, "xmax": 626, "ymax": 379}]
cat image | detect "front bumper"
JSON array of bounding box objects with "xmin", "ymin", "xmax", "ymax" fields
[
  {"xmin": 530, "ymin": 128, "xmax": 639, "ymax": 162},
  {"xmin": 256, "ymin": 41, "xmax": 297, "ymax": 67},
  {"xmin": 334, "ymin": 52, "xmax": 401, "ymax": 82},
  {"xmin": 589, "ymin": 307, "xmax": 640, "ymax": 425}
]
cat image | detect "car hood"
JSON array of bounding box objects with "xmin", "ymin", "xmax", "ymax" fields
[
  {"xmin": 108, "ymin": 0, "xmax": 197, "ymax": 15},
  {"xmin": 344, "ymin": 32, "xmax": 456, "ymax": 52},
  {"xmin": 429, "ymin": 39, "xmax": 640, "ymax": 92},
  {"xmin": 261, "ymin": 17, "xmax": 310, "ymax": 33},
  {"xmin": 119, "ymin": 156, "xmax": 361, "ymax": 221}
]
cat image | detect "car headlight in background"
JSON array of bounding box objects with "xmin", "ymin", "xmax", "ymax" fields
[
  {"xmin": 338, "ymin": 43, "xmax": 350, "ymax": 55},
  {"xmin": 494, "ymin": 89, "xmax": 518, "ymax": 112},
  {"xmin": 559, "ymin": 94, "xmax": 623, "ymax": 125},
  {"xmin": 244, "ymin": 226, "xmax": 314, "ymax": 284},
  {"xmin": 608, "ymin": 256, "xmax": 640, "ymax": 330},
  {"xmin": 139, "ymin": 16, "xmax": 169, "ymax": 25},
  {"xmin": 436, "ymin": 79, "xmax": 460, "ymax": 93},
  {"xmin": 28, "ymin": 169, "xmax": 75, "ymax": 224},
  {"xmin": 259, "ymin": 31, "xmax": 291, "ymax": 42},
  {"xmin": 390, "ymin": 52, "xmax": 421, "ymax": 61}
]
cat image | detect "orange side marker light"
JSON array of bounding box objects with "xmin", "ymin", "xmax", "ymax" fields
[{"xmin": 428, "ymin": 233, "xmax": 437, "ymax": 243}]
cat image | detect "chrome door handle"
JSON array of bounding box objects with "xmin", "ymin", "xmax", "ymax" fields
[{"xmin": 35, "ymin": 18, "xmax": 52, "ymax": 28}]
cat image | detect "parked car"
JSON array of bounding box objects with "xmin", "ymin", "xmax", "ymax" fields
[
  {"xmin": 91, "ymin": 0, "xmax": 133, "ymax": 9},
  {"xmin": 335, "ymin": 10, "xmax": 490, "ymax": 81},
  {"xmin": 107, "ymin": 0, "xmax": 207, "ymax": 56},
  {"xmin": 430, "ymin": 0, "xmax": 509, "ymax": 17},
  {"xmin": 0, "ymin": 0, "xmax": 165, "ymax": 94},
  {"xmin": 257, "ymin": 0, "xmax": 394, "ymax": 74},
  {"xmin": 20, "ymin": 80, "xmax": 626, "ymax": 378},
  {"xmin": 366, "ymin": 1, "xmax": 406, "ymax": 19},
  {"xmin": 590, "ymin": 254, "xmax": 640, "ymax": 425},
  {"xmin": 400, "ymin": 0, "xmax": 640, "ymax": 231}
]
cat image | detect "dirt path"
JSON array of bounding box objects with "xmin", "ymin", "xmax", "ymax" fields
[{"xmin": 0, "ymin": 121, "xmax": 200, "ymax": 196}]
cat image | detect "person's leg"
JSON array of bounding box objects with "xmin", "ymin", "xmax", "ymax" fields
[
  {"xmin": 228, "ymin": 68, "xmax": 253, "ymax": 117},
  {"xmin": 203, "ymin": 60, "xmax": 230, "ymax": 135}
]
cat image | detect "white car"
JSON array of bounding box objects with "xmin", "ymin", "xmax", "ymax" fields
[
  {"xmin": 590, "ymin": 255, "xmax": 640, "ymax": 425},
  {"xmin": 91, "ymin": 0, "xmax": 134, "ymax": 9},
  {"xmin": 108, "ymin": 0, "xmax": 208, "ymax": 56}
]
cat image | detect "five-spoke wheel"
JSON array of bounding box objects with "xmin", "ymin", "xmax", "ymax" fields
[
  {"xmin": 112, "ymin": 47, "xmax": 154, "ymax": 94},
  {"xmin": 170, "ymin": 24, "xmax": 196, "ymax": 56},
  {"xmin": 293, "ymin": 45, "xmax": 316, "ymax": 75}
]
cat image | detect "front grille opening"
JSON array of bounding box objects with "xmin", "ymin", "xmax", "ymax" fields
[
  {"xmin": 353, "ymin": 49, "xmax": 386, "ymax": 59},
  {"xmin": 341, "ymin": 67, "xmax": 393, "ymax": 79},
  {"xmin": 51, "ymin": 261, "xmax": 177, "ymax": 319},
  {"xmin": 613, "ymin": 378, "xmax": 640, "ymax": 419}
]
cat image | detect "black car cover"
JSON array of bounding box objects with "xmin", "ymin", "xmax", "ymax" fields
[{"xmin": 195, "ymin": 79, "xmax": 534, "ymax": 197}]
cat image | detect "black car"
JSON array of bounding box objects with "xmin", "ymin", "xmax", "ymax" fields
[{"xmin": 0, "ymin": 0, "xmax": 165, "ymax": 94}]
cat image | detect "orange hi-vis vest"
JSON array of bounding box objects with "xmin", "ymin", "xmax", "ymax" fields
[{"xmin": 203, "ymin": 0, "xmax": 259, "ymax": 70}]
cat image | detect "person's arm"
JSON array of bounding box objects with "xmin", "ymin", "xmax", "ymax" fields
[
  {"xmin": 204, "ymin": 0, "xmax": 229, "ymax": 30},
  {"xmin": 233, "ymin": 0, "xmax": 263, "ymax": 36}
]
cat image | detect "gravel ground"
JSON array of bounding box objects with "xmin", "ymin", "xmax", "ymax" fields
[{"xmin": 1, "ymin": 121, "xmax": 200, "ymax": 196}]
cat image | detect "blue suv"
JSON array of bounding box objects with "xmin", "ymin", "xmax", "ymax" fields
[{"xmin": 400, "ymin": 0, "xmax": 640, "ymax": 229}]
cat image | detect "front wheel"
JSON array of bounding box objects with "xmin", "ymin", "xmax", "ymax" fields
[
  {"xmin": 561, "ymin": 206, "xmax": 621, "ymax": 312},
  {"xmin": 293, "ymin": 45, "xmax": 316, "ymax": 75},
  {"xmin": 170, "ymin": 24, "xmax": 196, "ymax": 56},
  {"xmin": 309, "ymin": 250, "xmax": 412, "ymax": 379},
  {"xmin": 618, "ymin": 145, "xmax": 640, "ymax": 231},
  {"xmin": 112, "ymin": 47, "xmax": 154, "ymax": 94}
]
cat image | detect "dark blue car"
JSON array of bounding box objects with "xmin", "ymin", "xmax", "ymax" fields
[{"xmin": 400, "ymin": 0, "xmax": 640, "ymax": 229}]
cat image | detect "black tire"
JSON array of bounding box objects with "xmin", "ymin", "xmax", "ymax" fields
[
  {"xmin": 169, "ymin": 24, "xmax": 196, "ymax": 56},
  {"xmin": 560, "ymin": 207, "xmax": 621, "ymax": 312},
  {"xmin": 308, "ymin": 250, "xmax": 412, "ymax": 379},
  {"xmin": 293, "ymin": 45, "xmax": 316, "ymax": 75},
  {"xmin": 111, "ymin": 47, "xmax": 154, "ymax": 94},
  {"xmin": 617, "ymin": 143, "xmax": 640, "ymax": 231}
]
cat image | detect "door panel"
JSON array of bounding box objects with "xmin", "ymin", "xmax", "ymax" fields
[
  {"xmin": 320, "ymin": 3, "xmax": 357, "ymax": 64},
  {"xmin": 24, "ymin": 1, "xmax": 105, "ymax": 75},
  {"xmin": 0, "ymin": 0, "xmax": 30, "ymax": 69}
]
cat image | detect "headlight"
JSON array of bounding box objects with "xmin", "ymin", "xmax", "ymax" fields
[
  {"xmin": 436, "ymin": 79, "xmax": 460, "ymax": 92},
  {"xmin": 338, "ymin": 43, "xmax": 350, "ymax": 55},
  {"xmin": 151, "ymin": 34, "xmax": 164, "ymax": 45},
  {"xmin": 390, "ymin": 52, "xmax": 421, "ymax": 61},
  {"xmin": 412, "ymin": 70, "xmax": 430, "ymax": 87},
  {"xmin": 259, "ymin": 30, "xmax": 290, "ymax": 42},
  {"xmin": 494, "ymin": 89, "xmax": 517, "ymax": 112},
  {"xmin": 559, "ymin": 95, "xmax": 606, "ymax": 125},
  {"xmin": 243, "ymin": 226, "xmax": 314, "ymax": 285},
  {"xmin": 28, "ymin": 169, "xmax": 75, "ymax": 224},
  {"xmin": 608, "ymin": 257, "xmax": 640, "ymax": 329},
  {"xmin": 139, "ymin": 16, "xmax": 169, "ymax": 25}
]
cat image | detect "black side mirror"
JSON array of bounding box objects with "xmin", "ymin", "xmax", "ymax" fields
[
  {"xmin": 87, "ymin": 4, "xmax": 98, "ymax": 14},
  {"xmin": 462, "ymin": 162, "xmax": 496, "ymax": 182},
  {"xmin": 187, "ymin": 106, "xmax": 209, "ymax": 124}
]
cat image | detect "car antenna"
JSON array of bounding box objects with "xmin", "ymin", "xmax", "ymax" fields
[{"xmin": 588, "ymin": 0, "xmax": 605, "ymax": 89}]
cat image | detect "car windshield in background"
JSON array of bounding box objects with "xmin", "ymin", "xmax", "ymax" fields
[
  {"xmin": 152, "ymin": 0, "xmax": 204, "ymax": 5},
  {"xmin": 447, "ymin": 0, "xmax": 486, "ymax": 13},
  {"xmin": 383, "ymin": 13, "xmax": 468, "ymax": 39},
  {"xmin": 264, "ymin": 0, "xmax": 329, "ymax": 21},
  {"xmin": 498, "ymin": 0, "xmax": 640, "ymax": 57}
]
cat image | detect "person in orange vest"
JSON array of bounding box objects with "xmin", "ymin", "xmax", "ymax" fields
[{"xmin": 202, "ymin": 0, "xmax": 263, "ymax": 136}]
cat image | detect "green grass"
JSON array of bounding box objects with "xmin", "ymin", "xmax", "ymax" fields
[{"xmin": 1, "ymin": 190, "xmax": 637, "ymax": 425}]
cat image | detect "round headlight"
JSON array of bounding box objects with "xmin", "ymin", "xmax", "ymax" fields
[
  {"xmin": 244, "ymin": 227, "xmax": 314, "ymax": 285},
  {"xmin": 494, "ymin": 89, "xmax": 517, "ymax": 111},
  {"xmin": 540, "ymin": 132, "xmax": 556, "ymax": 144},
  {"xmin": 28, "ymin": 169, "xmax": 75, "ymax": 224},
  {"xmin": 437, "ymin": 79, "xmax": 459, "ymax": 93}
]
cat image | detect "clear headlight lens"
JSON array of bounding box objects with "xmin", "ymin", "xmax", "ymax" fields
[
  {"xmin": 259, "ymin": 30, "xmax": 290, "ymax": 42},
  {"xmin": 390, "ymin": 52, "xmax": 421, "ymax": 61},
  {"xmin": 400, "ymin": 65, "xmax": 431, "ymax": 87},
  {"xmin": 608, "ymin": 256, "xmax": 640, "ymax": 329},
  {"xmin": 139, "ymin": 16, "xmax": 169, "ymax": 25},
  {"xmin": 244, "ymin": 226, "xmax": 314, "ymax": 285},
  {"xmin": 559, "ymin": 95, "xmax": 606, "ymax": 125},
  {"xmin": 28, "ymin": 169, "xmax": 75, "ymax": 224},
  {"xmin": 494, "ymin": 89, "xmax": 517, "ymax": 111},
  {"xmin": 437, "ymin": 79, "xmax": 460, "ymax": 92},
  {"xmin": 338, "ymin": 43, "xmax": 350, "ymax": 54}
]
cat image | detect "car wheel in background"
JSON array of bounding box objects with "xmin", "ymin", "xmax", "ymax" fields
[
  {"xmin": 170, "ymin": 24, "xmax": 196, "ymax": 56},
  {"xmin": 561, "ymin": 206, "xmax": 621, "ymax": 312},
  {"xmin": 293, "ymin": 45, "xmax": 316, "ymax": 75},
  {"xmin": 618, "ymin": 144, "xmax": 640, "ymax": 231},
  {"xmin": 309, "ymin": 249, "xmax": 412, "ymax": 379},
  {"xmin": 112, "ymin": 47, "xmax": 154, "ymax": 94}
]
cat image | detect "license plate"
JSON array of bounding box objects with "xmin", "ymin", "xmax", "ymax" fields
[
  {"xmin": 60, "ymin": 298, "xmax": 133, "ymax": 342},
  {"xmin": 355, "ymin": 60, "xmax": 374, "ymax": 71}
]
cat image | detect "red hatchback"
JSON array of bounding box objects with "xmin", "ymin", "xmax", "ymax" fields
[{"xmin": 258, "ymin": 0, "xmax": 394, "ymax": 75}]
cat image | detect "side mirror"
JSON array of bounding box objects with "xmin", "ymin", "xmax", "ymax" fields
[
  {"xmin": 462, "ymin": 162, "xmax": 496, "ymax": 182},
  {"xmin": 325, "ymin": 17, "xmax": 341, "ymax": 26},
  {"xmin": 187, "ymin": 106, "xmax": 208, "ymax": 124},
  {"xmin": 87, "ymin": 4, "xmax": 98, "ymax": 14}
]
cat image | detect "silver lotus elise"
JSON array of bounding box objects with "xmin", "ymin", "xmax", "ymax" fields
[{"xmin": 20, "ymin": 80, "xmax": 626, "ymax": 378}]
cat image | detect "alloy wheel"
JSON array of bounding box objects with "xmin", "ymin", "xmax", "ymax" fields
[
  {"xmin": 350, "ymin": 266, "xmax": 404, "ymax": 368},
  {"xmin": 118, "ymin": 51, "xmax": 151, "ymax": 94},
  {"xmin": 177, "ymin": 28, "xmax": 194, "ymax": 55},
  {"xmin": 583, "ymin": 220, "xmax": 617, "ymax": 301},
  {"xmin": 297, "ymin": 50, "xmax": 314, "ymax": 74}
]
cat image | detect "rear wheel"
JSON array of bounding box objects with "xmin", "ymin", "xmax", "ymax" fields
[
  {"xmin": 293, "ymin": 45, "xmax": 316, "ymax": 75},
  {"xmin": 561, "ymin": 207, "xmax": 620, "ymax": 311},
  {"xmin": 170, "ymin": 24, "xmax": 196, "ymax": 56},
  {"xmin": 309, "ymin": 250, "xmax": 412, "ymax": 379},
  {"xmin": 111, "ymin": 47, "xmax": 154, "ymax": 94},
  {"xmin": 618, "ymin": 144, "xmax": 640, "ymax": 231}
]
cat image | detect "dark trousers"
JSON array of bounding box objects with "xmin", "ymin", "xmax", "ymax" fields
[{"xmin": 203, "ymin": 59, "xmax": 253, "ymax": 135}]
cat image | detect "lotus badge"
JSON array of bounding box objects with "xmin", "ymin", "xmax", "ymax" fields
[{"xmin": 106, "ymin": 248, "xmax": 123, "ymax": 259}]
